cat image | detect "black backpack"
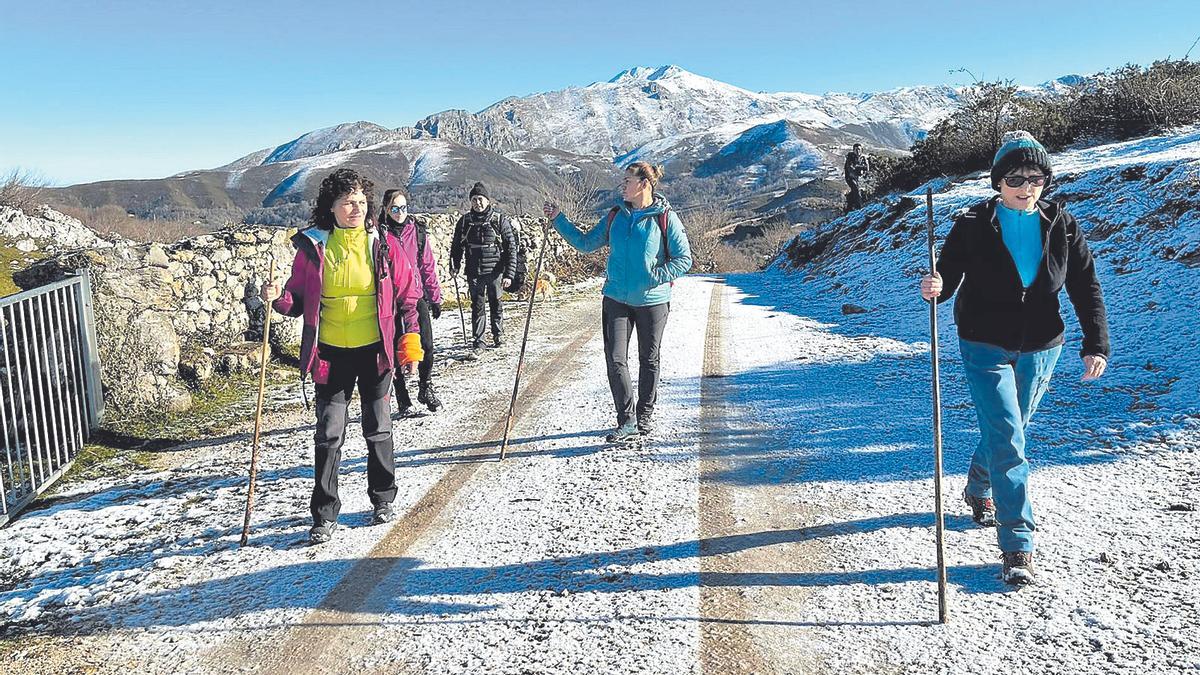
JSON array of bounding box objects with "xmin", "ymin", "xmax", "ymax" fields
[{"xmin": 413, "ymin": 217, "xmax": 433, "ymax": 301}]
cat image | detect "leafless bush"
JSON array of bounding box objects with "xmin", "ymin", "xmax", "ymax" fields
[
  {"xmin": 874, "ymin": 59, "xmax": 1200, "ymax": 195},
  {"xmin": 541, "ymin": 169, "xmax": 608, "ymax": 223},
  {"xmin": 0, "ymin": 168, "xmax": 49, "ymax": 211},
  {"xmin": 1078, "ymin": 59, "xmax": 1200, "ymax": 137},
  {"xmin": 678, "ymin": 204, "xmax": 733, "ymax": 274},
  {"xmin": 708, "ymin": 222, "xmax": 799, "ymax": 273}
]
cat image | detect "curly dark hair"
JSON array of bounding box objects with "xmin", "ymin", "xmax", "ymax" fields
[{"xmin": 309, "ymin": 168, "xmax": 376, "ymax": 230}]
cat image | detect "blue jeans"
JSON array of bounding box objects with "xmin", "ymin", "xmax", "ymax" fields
[{"xmin": 959, "ymin": 339, "xmax": 1061, "ymax": 553}]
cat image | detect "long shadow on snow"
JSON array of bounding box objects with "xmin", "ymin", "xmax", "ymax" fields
[
  {"xmin": 692, "ymin": 273, "xmax": 1141, "ymax": 489},
  {"xmin": 1, "ymin": 428, "xmax": 614, "ymax": 613},
  {"xmin": 3, "ymin": 510, "xmax": 1005, "ymax": 636}
]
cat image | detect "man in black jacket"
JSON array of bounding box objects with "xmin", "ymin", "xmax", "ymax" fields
[
  {"xmin": 844, "ymin": 143, "xmax": 871, "ymax": 212},
  {"xmin": 450, "ymin": 181, "xmax": 515, "ymax": 354},
  {"xmin": 920, "ymin": 130, "xmax": 1110, "ymax": 586}
]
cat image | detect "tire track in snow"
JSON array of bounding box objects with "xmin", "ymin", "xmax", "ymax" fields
[
  {"xmin": 698, "ymin": 279, "xmax": 827, "ymax": 675},
  {"xmin": 698, "ymin": 280, "xmax": 770, "ymax": 674}
]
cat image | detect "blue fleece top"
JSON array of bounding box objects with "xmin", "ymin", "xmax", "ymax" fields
[
  {"xmin": 996, "ymin": 203, "xmax": 1044, "ymax": 288},
  {"xmin": 552, "ymin": 196, "xmax": 693, "ymax": 306}
]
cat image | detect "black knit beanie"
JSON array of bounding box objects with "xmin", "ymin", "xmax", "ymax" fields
[{"xmin": 469, "ymin": 181, "xmax": 489, "ymax": 199}]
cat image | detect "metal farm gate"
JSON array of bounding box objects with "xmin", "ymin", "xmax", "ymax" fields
[{"xmin": 0, "ymin": 274, "xmax": 103, "ymax": 525}]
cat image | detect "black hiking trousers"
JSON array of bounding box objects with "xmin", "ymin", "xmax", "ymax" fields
[
  {"xmin": 467, "ymin": 271, "xmax": 504, "ymax": 344},
  {"xmin": 394, "ymin": 299, "xmax": 435, "ymax": 406},
  {"xmin": 602, "ymin": 297, "xmax": 670, "ymax": 426},
  {"xmin": 846, "ymin": 177, "xmax": 863, "ymax": 211},
  {"xmin": 311, "ymin": 343, "xmax": 396, "ymax": 524}
]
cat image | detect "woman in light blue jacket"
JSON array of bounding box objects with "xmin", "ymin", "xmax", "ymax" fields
[{"xmin": 543, "ymin": 161, "xmax": 693, "ymax": 443}]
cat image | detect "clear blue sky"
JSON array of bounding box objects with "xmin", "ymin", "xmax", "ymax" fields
[{"xmin": 3, "ymin": 0, "xmax": 1197, "ymax": 186}]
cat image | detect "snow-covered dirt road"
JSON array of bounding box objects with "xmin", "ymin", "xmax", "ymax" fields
[{"xmin": 1, "ymin": 267, "xmax": 1196, "ymax": 674}]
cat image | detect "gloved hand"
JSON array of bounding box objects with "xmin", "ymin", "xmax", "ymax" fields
[
  {"xmin": 430, "ymin": 302, "xmax": 442, "ymax": 319},
  {"xmin": 399, "ymin": 332, "xmax": 424, "ymax": 367}
]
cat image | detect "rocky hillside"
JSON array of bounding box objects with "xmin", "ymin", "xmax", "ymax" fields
[{"xmin": 774, "ymin": 125, "xmax": 1200, "ymax": 442}]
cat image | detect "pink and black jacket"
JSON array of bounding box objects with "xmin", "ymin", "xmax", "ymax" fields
[
  {"xmin": 389, "ymin": 216, "xmax": 444, "ymax": 304},
  {"xmin": 272, "ymin": 225, "xmax": 422, "ymax": 385}
]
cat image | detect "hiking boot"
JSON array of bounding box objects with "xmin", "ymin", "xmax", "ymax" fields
[
  {"xmin": 372, "ymin": 503, "xmax": 395, "ymax": 525},
  {"xmin": 1001, "ymin": 551, "xmax": 1036, "ymax": 586},
  {"xmin": 637, "ymin": 413, "xmax": 654, "ymax": 437},
  {"xmin": 492, "ymin": 334, "xmax": 503, "ymax": 348},
  {"xmin": 465, "ymin": 342, "xmax": 484, "ymax": 361},
  {"xmin": 418, "ymin": 384, "xmax": 442, "ymax": 412},
  {"xmin": 308, "ymin": 520, "xmax": 338, "ymax": 545},
  {"xmin": 605, "ymin": 419, "xmax": 640, "ymax": 444},
  {"xmin": 964, "ymin": 489, "xmax": 997, "ymax": 527}
]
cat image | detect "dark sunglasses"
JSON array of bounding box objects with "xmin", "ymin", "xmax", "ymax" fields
[
  {"xmin": 389, "ymin": 205, "xmax": 408, "ymax": 214},
  {"xmin": 1002, "ymin": 174, "xmax": 1049, "ymax": 188}
]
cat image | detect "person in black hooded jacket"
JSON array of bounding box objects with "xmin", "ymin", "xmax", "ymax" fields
[
  {"xmin": 920, "ymin": 131, "xmax": 1110, "ymax": 586},
  {"xmin": 449, "ymin": 181, "xmax": 516, "ymax": 353}
]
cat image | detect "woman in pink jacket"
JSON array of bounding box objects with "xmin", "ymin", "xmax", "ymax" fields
[
  {"xmin": 262, "ymin": 169, "xmax": 424, "ymax": 545},
  {"xmin": 380, "ymin": 188, "xmax": 445, "ymax": 415}
]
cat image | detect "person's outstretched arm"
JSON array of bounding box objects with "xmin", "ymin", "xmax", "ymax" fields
[{"xmin": 544, "ymin": 203, "xmax": 609, "ymax": 253}]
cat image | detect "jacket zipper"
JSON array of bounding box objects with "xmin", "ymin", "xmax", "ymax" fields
[{"xmin": 993, "ymin": 202, "xmax": 1058, "ymax": 349}]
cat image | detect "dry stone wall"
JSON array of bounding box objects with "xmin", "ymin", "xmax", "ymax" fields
[{"xmin": 13, "ymin": 209, "xmax": 600, "ymax": 414}]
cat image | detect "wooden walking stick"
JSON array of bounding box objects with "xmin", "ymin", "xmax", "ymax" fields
[
  {"xmin": 499, "ymin": 220, "xmax": 550, "ymax": 460},
  {"xmin": 926, "ymin": 188, "xmax": 949, "ymax": 623},
  {"xmin": 240, "ymin": 255, "xmax": 276, "ymax": 547},
  {"xmin": 452, "ymin": 272, "xmax": 469, "ymax": 348}
]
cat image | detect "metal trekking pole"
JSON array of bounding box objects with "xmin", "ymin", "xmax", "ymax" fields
[
  {"xmin": 926, "ymin": 187, "xmax": 949, "ymax": 623},
  {"xmin": 241, "ymin": 255, "xmax": 277, "ymax": 547},
  {"xmin": 451, "ymin": 271, "xmax": 469, "ymax": 348},
  {"xmin": 499, "ymin": 220, "xmax": 549, "ymax": 460}
]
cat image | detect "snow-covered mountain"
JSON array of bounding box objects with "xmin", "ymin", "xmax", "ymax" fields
[
  {"xmin": 414, "ymin": 64, "xmax": 962, "ymax": 159},
  {"xmin": 53, "ymin": 124, "xmax": 618, "ymax": 216},
  {"xmin": 49, "ymin": 65, "xmax": 1083, "ymax": 219}
]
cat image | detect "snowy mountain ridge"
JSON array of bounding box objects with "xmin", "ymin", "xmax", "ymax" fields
[
  {"xmin": 66, "ymin": 64, "xmax": 1087, "ymax": 217},
  {"xmin": 413, "ymin": 64, "xmax": 967, "ymax": 159}
]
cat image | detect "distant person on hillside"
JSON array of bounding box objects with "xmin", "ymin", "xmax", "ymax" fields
[
  {"xmin": 449, "ymin": 181, "xmax": 516, "ymax": 357},
  {"xmin": 844, "ymin": 143, "xmax": 871, "ymax": 212},
  {"xmin": 261, "ymin": 169, "xmax": 424, "ymax": 545},
  {"xmin": 543, "ymin": 162, "xmax": 693, "ymax": 444},
  {"xmin": 381, "ymin": 188, "xmax": 444, "ymax": 416},
  {"xmin": 920, "ymin": 130, "xmax": 1110, "ymax": 586}
]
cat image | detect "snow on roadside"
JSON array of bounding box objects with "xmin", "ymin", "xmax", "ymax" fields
[
  {"xmin": 361, "ymin": 277, "xmax": 714, "ymax": 673},
  {"xmin": 745, "ymin": 126, "xmax": 1200, "ymax": 672},
  {"xmin": 0, "ymin": 282, "xmax": 605, "ymax": 666}
]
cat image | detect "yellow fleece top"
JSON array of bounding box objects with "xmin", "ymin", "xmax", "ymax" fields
[{"xmin": 319, "ymin": 226, "xmax": 381, "ymax": 348}]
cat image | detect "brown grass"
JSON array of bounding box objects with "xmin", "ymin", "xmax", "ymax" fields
[{"xmin": 55, "ymin": 205, "xmax": 214, "ymax": 243}]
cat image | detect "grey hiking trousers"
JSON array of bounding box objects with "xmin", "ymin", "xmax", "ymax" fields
[{"xmin": 601, "ymin": 296, "xmax": 670, "ymax": 426}]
